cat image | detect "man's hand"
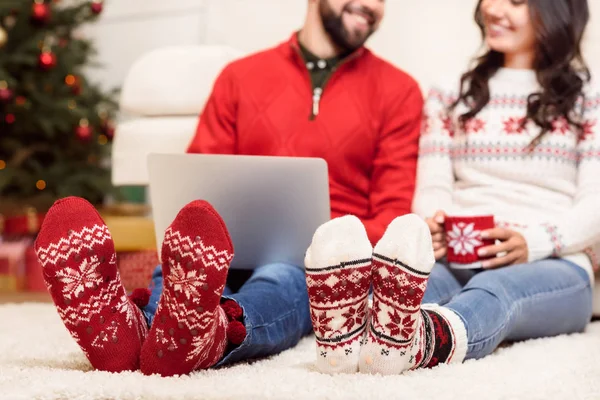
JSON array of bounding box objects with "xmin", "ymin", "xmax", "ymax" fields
[
  {"xmin": 425, "ymin": 210, "xmax": 447, "ymax": 261},
  {"xmin": 478, "ymin": 228, "xmax": 529, "ymax": 269}
]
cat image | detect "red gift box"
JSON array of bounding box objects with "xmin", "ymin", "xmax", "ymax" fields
[
  {"xmin": 0, "ymin": 239, "xmax": 30, "ymax": 292},
  {"xmin": 117, "ymin": 250, "xmax": 159, "ymax": 291},
  {"xmin": 25, "ymin": 245, "xmax": 46, "ymax": 292},
  {"xmin": 445, "ymin": 215, "xmax": 495, "ymax": 269}
]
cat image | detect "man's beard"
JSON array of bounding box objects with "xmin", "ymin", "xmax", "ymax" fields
[{"xmin": 319, "ymin": 0, "xmax": 375, "ymax": 53}]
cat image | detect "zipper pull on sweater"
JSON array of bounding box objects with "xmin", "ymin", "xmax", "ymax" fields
[{"xmin": 312, "ymin": 87, "xmax": 323, "ymax": 118}]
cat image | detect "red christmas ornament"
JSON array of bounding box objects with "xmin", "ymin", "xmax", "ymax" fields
[
  {"xmin": 0, "ymin": 88, "xmax": 12, "ymax": 102},
  {"xmin": 0, "ymin": 82, "xmax": 13, "ymax": 103},
  {"xmin": 90, "ymin": 1, "xmax": 103, "ymax": 15},
  {"xmin": 39, "ymin": 51, "xmax": 57, "ymax": 70},
  {"xmin": 76, "ymin": 119, "xmax": 93, "ymax": 141},
  {"xmin": 5, "ymin": 114, "xmax": 15, "ymax": 124},
  {"xmin": 31, "ymin": 1, "xmax": 51, "ymax": 23}
]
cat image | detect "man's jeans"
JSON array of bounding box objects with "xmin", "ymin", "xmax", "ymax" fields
[
  {"xmin": 142, "ymin": 263, "xmax": 313, "ymax": 366},
  {"xmin": 423, "ymin": 259, "xmax": 593, "ymax": 359}
]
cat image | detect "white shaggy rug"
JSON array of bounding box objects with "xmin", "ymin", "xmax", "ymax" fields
[{"xmin": 2, "ymin": 304, "xmax": 600, "ymax": 400}]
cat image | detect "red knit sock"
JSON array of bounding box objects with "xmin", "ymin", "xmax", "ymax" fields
[
  {"xmin": 34, "ymin": 197, "xmax": 148, "ymax": 372},
  {"xmin": 140, "ymin": 200, "xmax": 234, "ymax": 377}
]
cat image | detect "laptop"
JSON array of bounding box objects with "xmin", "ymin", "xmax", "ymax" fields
[{"xmin": 147, "ymin": 153, "xmax": 330, "ymax": 269}]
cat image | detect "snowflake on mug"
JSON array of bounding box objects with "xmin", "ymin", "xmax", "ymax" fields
[{"xmin": 447, "ymin": 222, "xmax": 483, "ymax": 255}]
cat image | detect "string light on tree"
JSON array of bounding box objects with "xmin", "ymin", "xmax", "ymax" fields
[
  {"xmin": 5, "ymin": 114, "xmax": 15, "ymax": 124},
  {"xmin": 75, "ymin": 118, "xmax": 93, "ymax": 141},
  {"xmin": 36, "ymin": 180, "xmax": 46, "ymax": 190},
  {"xmin": 65, "ymin": 74, "xmax": 81, "ymax": 95},
  {"xmin": 0, "ymin": 26, "xmax": 7, "ymax": 48},
  {"xmin": 15, "ymin": 96, "xmax": 27, "ymax": 106},
  {"xmin": 90, "ymin": 0, "xmax": 104, "ymax": 15},
  {"xmin": 31, "ymin": 0, "xmax": 51, "ymax": 24},
  {"xmin": 0, "ymin": 160, "xmax": 6, "ymax": 170},
  {"xmin": 65, "ymin": 74, "xmax": 76, "ymax": 85}
]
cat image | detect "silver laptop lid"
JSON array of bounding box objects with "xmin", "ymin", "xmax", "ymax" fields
[{"xmin": 147, "ymin": 153, "xmax": 330, "ymax": 269}]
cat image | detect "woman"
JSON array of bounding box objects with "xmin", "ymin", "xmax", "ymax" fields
[{"xmin": 305, "ymin": 0, "xmax": 599, "ymax": 375}]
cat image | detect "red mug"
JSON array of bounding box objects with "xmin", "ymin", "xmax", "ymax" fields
[{"xmin": 444, "ymin": 215, "xmax": 495, "ymax": 269}]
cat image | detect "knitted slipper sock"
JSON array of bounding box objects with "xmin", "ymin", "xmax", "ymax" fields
[
  {"xmin": 140, "ymin": 200, "xmax": 234, "ymax": 377},
  {"xmin": 359, "ymin": 214, "xmax": 436, "ymax": 375},
  {"xmin": 34, "ymin": 197, "xmax": 148, "ymax": 372},
  {"xmin": 305, "ymin": 215, "xmax": 372, "ymax": 373}
]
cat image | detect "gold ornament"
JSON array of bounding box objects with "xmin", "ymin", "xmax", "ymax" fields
[{"xmin": 0, "ymin": 26, "xmax": 7, "ymax": 48}]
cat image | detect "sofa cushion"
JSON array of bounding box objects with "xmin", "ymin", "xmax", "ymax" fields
[
  {"xmin": 112, "ymin": 116, "xmax": 198, "ymax": 185},
  {"xmin": 119, "ymin": 45, "xmax": 242, "ymax": 117}
]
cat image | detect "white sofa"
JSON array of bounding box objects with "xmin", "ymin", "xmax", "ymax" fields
[{"xmin": 112, "ymin": 45, "xmax": 242, "ymax": 185}]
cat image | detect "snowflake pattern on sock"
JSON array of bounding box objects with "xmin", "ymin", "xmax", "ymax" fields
[{"xmin": 367, "ymin": 254, "xmax": 430, "ymax": 357}]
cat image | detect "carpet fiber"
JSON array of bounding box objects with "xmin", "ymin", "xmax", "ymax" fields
[{"xmin": 1, "ymin": 303, "xmax": 600, "ymax": 400}]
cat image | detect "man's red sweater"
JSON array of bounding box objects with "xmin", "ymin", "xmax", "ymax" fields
[{"xmin": 187, "ymin": 34, "xmax": 423, "ymax": 244}]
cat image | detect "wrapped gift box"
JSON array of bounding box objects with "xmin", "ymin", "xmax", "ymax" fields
[
  {"xmin": 101, "ymin": 214, "xmax": 157, "ymax": 252},
  {"xmin": 0, "ymin": 239, "xmax": 30, "ymax": 292},
  {"xmin": 118, "ymin": 250, "xmax": 159, "ymax": 291},
  {"xmin": 25, "ymin": 245, "xmax": 46, "ymax": 292}
]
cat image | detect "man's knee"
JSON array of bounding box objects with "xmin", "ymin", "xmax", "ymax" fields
[{"xmin": 252, "ymin": 263, "xmax": 306, "ymax": 291}]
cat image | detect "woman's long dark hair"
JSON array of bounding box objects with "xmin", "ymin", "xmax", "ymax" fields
[{"xmin": 451, "ymin": 0, "xmax": 591, "ymax": 143}]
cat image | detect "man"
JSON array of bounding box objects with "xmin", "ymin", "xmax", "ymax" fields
[{"xmin": 34, "ymin": 0, "xmax": 423, "ymax": 377}]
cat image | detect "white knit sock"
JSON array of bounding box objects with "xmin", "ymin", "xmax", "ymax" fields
[
  {"xmin": 305, "ymin": 215, "xmax": 373, "ymax": 374},
  {"xmin": 359, "ymin": 214, "xmax": 436, "ymax": 375}
]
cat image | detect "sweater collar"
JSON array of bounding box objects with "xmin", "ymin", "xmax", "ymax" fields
[
  {"xmin": 297, "ymin": 39, "xmax": 347, "ymax": 70},
  {"xmin": 285, "ymin": 32, "xmax": 366, "ymax": 68},
  {"xmin": 494, "ymin": 67, "xmax": 538, "ymax": 85}
]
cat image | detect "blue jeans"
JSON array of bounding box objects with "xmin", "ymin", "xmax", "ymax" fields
[
  {"xmin": 142, "ymin": 263, "xmax": 313, "ymax": 366},
  {"xmin": 422, "ymin": 259, "xmax": 593, "ymax": 359}
]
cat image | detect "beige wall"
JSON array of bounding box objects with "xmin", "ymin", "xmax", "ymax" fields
[{"xmin": 89, "ymin": 0, "xmax": 600, "ymax": 92}]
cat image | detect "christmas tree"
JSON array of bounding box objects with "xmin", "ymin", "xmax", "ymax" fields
[{"xmin": 0, "ymin": 0, "xmax": 117, "ymax": 217}]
